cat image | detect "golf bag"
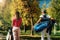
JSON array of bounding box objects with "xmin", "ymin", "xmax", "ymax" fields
[{"xmin": 33, "ymin": 14, "xmax": 50, "ymax": 32}]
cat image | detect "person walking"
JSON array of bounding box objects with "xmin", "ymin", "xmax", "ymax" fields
[
  {"xmin": 12, "ymin": 11, "xmax": 22, "ymax": 40},
  {"xmin": 34, "ymin": 10, "xmax": 51, "ymax": 40}
]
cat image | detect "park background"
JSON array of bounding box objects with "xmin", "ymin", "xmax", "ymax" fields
[{"xmin": 0, "ymin": 0, "xmax": 60, "ymax": 40}]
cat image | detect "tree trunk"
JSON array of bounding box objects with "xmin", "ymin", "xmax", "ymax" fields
[{"xmin": 30, "ymin": 16, "xmax": 33, "ymax": 36}]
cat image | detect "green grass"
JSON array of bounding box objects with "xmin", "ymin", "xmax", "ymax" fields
[
  {"xmin": 0, "ymin": 30, "xmax": 60, "ymax": 40},
  {"xmin": 0, "ymin": 30, "xmax": 60, "ymax": 37},
  {"xmin": 21, "ymin": 30, "xmax": 31, "ymax": 35}
]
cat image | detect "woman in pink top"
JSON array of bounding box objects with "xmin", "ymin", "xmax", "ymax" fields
[{"xmin": 12, "ymin": 11, "xmax": 22, "ymax": 40}]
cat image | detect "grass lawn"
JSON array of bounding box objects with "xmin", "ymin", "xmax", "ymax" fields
[{"xmin": 0, "ymin": 30, "xmax": 60, "ymax": 40}]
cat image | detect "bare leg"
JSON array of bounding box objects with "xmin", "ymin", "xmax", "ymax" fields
[
  {"xmin": 46, "ymin": 33, "xmax": 50, "ymax": 40},
  {"xmin": 41, "ymin": 31, "xmax": 45, "ymax": 40}
]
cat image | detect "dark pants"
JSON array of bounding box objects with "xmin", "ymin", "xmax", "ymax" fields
[{"xmin": 46, "ymin": 20, "xmax": 55, "ymax": 35}]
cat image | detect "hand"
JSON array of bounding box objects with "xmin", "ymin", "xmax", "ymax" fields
[{"xmin": 34, "ymin": 23, "xmax": 38, "ymax": 25}]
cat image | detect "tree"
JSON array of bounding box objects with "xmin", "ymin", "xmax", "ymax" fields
[
  {"xmin": 47, "ymin": 0, "xmax": 60, "ymax": 30},
  {"xmin": 10, "ymin": 0, "xmax": 41, "ymax": 35},
  {"xmin": 0, "ymin": 0, "xmax": 11, "ymax": 31}
]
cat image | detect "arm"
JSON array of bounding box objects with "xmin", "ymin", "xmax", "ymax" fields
[{"xmin": 35, "ymin": 18, "xmax": 42, "ymax": 24}]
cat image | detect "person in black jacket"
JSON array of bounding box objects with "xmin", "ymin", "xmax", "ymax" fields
[{"xmin": 46, "ymin": 18, "xmax": 56, "ymax": 35}]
